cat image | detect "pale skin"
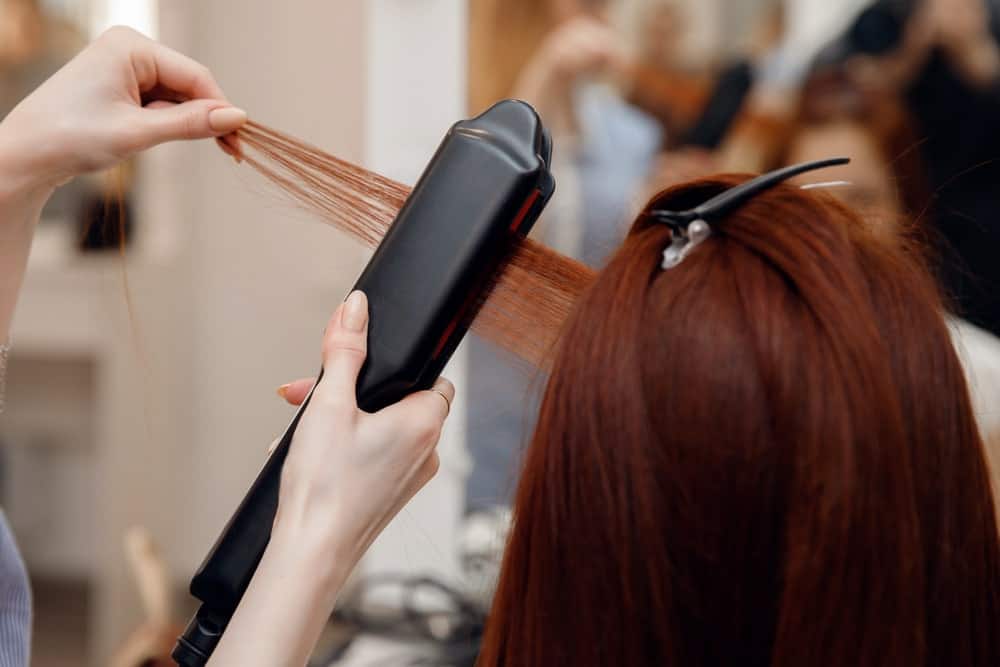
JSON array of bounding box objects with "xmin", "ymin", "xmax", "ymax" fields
[{"xmin": 0, "ymin": 27, "xmax": 454, "ymax": 666}]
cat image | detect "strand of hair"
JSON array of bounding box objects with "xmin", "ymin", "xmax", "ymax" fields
[{"xmin": 235, "ymin": 121, "xmax": 596, "ymax": 367}]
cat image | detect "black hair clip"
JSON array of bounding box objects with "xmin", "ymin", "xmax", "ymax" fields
[{"xmin": 650, "ymin": 157, "xmax": 850, "ymax": 269}]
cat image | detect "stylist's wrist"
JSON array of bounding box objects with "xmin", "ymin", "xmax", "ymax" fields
[
  {"xmin": 0, "ymin": 119, "xmax": 58, "ymax": 208},
  {"xmin": 267, "ymin": 512, "xmax": 360, "ymax": 593},
  {"xmin": 269, "ymin": 292, "xmax": 453, "ymax": 588}
]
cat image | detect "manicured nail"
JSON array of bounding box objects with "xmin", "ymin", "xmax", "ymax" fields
[
  {"xmin": 209, "ymin": 107, "xmax": 248, "ymax": 133},
  {"xmin": 276, "ymin": 384, "xmax": 291, "ymax": 400},
  {"xmin": 342, "ymin": 291, "xmax": 368, "ymax": 332}
]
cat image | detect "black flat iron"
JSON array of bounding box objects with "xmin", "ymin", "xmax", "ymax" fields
[{"xmin": 172, "ymin": 99, "xmax": 555, "ymax": 665}]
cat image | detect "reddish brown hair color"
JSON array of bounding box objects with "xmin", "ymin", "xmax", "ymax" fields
[
  {"xmin": 478, "ymin": 177, "xmax": 1000, "ymax": 666},
  {"xmin": 232, "ymin": 123, "xmax": 999, "ymax": 663},
  {"xmin": 236, "ymin": 121, "xmax": 595, "ymax": 367}
]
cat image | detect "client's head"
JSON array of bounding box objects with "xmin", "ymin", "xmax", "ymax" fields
[{"xmin": 479, "ymin": 176, "xmax": 1000, "ymax": 666}]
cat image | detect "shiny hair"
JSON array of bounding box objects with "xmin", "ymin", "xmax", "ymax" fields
[
  {"xmin": 478, "ymin": 176, "xmax": 1000, "ymax": 666},
  {"xmin": 234, "ymin": 121, "xmax": 595, "ymax": 368}
]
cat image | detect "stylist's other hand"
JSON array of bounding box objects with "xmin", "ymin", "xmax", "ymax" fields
[
  {"xmin": 273, "ymin": 291, "xmax": 454, "ymax": 565},
  {"xmin": 0, "ymin": 26, "xmax": 245, "ymax": 195}
]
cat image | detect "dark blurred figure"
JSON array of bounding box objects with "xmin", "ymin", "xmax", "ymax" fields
[{"xmin": 840, "ymin": 0, "xmax": 1000, "ymax": 336}]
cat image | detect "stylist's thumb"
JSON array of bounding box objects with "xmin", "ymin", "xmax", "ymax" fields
[
  {"xmin": 134, "ymin": 99, "xmax": 247, "ymax": 150},
  {"xmin": 318, "ymin": 291, "xmax": 369, "ymax": 413}
]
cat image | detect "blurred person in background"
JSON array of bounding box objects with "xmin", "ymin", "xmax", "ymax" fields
[
  {"xmin": 775, "ymin": 70, "xmax": 1000, "ymax": 487},
  {"xmin": 845, "ymin": 0, "xmax": 1000, "ymax": 338},
  {"xmin": 463, "ymin": 0, "xmax": 662, "ymax": 593},
  {"xmin": 779, "ymin": 71, "xmax": 931, "ymax": 220},
  {"xmin": 472, "ymin": 0, "xmax": 663, "ymax": 267},
  {"xmin": 635, "ymin": 2, "xmax": 805, "ymax": 197},
  {"xmin": 627, "ymin": 1, "xmax": 715, "ymax": 142}
]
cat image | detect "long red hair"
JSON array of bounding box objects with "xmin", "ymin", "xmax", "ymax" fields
[{"xmin": 479, "ymin": 177, "xmax": 1000, "ymax": 666}]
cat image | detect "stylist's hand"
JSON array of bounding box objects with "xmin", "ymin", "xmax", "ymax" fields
[
  {"xmin": 0, "ymin": 26, "xmax": 245, "ymax": 195},
  {"xmin": 273, "ymin": 291, "xmax": 454, "ymax": 565},
  {"xmin": 211, "ymin": 292, "xmax": 454, "ymax": 667}
]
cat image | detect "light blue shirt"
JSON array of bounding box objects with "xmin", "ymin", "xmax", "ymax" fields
[{"xmin": 0, "ymin": 512, "xmax": 30, "ymax": 666}]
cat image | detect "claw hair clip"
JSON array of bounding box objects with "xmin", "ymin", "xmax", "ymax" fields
[{"xmin": 649, "ymin": 158, "xmax": 851, "ymax": 270}]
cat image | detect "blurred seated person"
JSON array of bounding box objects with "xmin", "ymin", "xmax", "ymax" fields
[{"xmin": 778, "ymin": 71, "xmax": 1000, "ymax": 485}]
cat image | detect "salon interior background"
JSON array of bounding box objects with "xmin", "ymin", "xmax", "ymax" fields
[{"xmin": 0, "ymin": 0, "xmax": 983, "ymax": 664}]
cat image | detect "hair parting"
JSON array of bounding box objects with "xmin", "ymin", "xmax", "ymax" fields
[{"xmin": 233, "ymin": 120, "xmax": 596, "ymax": 366}]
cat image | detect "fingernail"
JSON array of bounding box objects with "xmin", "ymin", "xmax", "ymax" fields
[
  {"xmin": 276, "ymin": 384, "xmax": 290, "ymax": 399},
  {"xmin": 209, "ymin": 107, "xmax": 248, "ymax": 133},
  {"xmin": 341, "ymin": 291, "xmax": 368, "ymax": 332}
]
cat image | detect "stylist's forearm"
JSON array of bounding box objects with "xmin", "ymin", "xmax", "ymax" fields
[
  {"xmin": 0, "ymin": 130, "xmax": 53, "ymax": 339},
  {"xmin": 207, "ymin": 520, "xmax": 358, "ymax": 667}
]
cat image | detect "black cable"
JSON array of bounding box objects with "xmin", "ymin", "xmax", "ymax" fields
[{"xmin": 315, "ymin": 574, "xmax": 485, "ymax": 667}]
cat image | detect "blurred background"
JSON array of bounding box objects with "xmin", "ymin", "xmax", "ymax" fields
[{"xmin": 2, "ymin": 0, "xmax": 999, "ymax": 665}]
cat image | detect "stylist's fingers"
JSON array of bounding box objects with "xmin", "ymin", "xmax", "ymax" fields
[
  {"xmin": 379, "ymin": 377, "xmax": 455, "ymax": 442},
  {"xmin": 131, "ymin": 99, "xmax": 247, "ymax": 149},
  {"xmin": 120, "ymin": 27, "xmax": 228, "ymax": 101},
  {"xmin": 136, "ymin": 102, "xmax": 243, "ymax": 154},
  {"xmin": 427, "ymin": 377, "xmax": 456, "ymax": 419},
  {"xmin": 277, "ymin": 378, "xmax": 317, "ymax": 406},
  {"xmin": 316, "ymin": 291, "xmax": 369, "ymax": 412},
  {"xmin": 119, "ymin": 100, "xmax": 247, "ymax": 155}
]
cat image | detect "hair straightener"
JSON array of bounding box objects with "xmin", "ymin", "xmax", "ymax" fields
[
  {"xmin": 681, "ymin": 60, "xmax": 754, "ymax": 150},
  {"xmin": 172, "ymin": 99, "xmax": 555, "ymax": 666}
]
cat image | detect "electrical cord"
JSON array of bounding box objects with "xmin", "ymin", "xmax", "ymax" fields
[{"xmin": 315, "ymin": 574, "xmax": 485, "ymax": 667}]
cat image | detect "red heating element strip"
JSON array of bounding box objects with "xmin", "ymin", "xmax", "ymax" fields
[{"xmin": 432, "ymin": 189, "xmax": 542, "ymax": 359}]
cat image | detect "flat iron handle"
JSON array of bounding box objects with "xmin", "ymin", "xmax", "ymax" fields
[{"xmin": 173, "ymin": 370, "xmax": 324, "ymax": 665}]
